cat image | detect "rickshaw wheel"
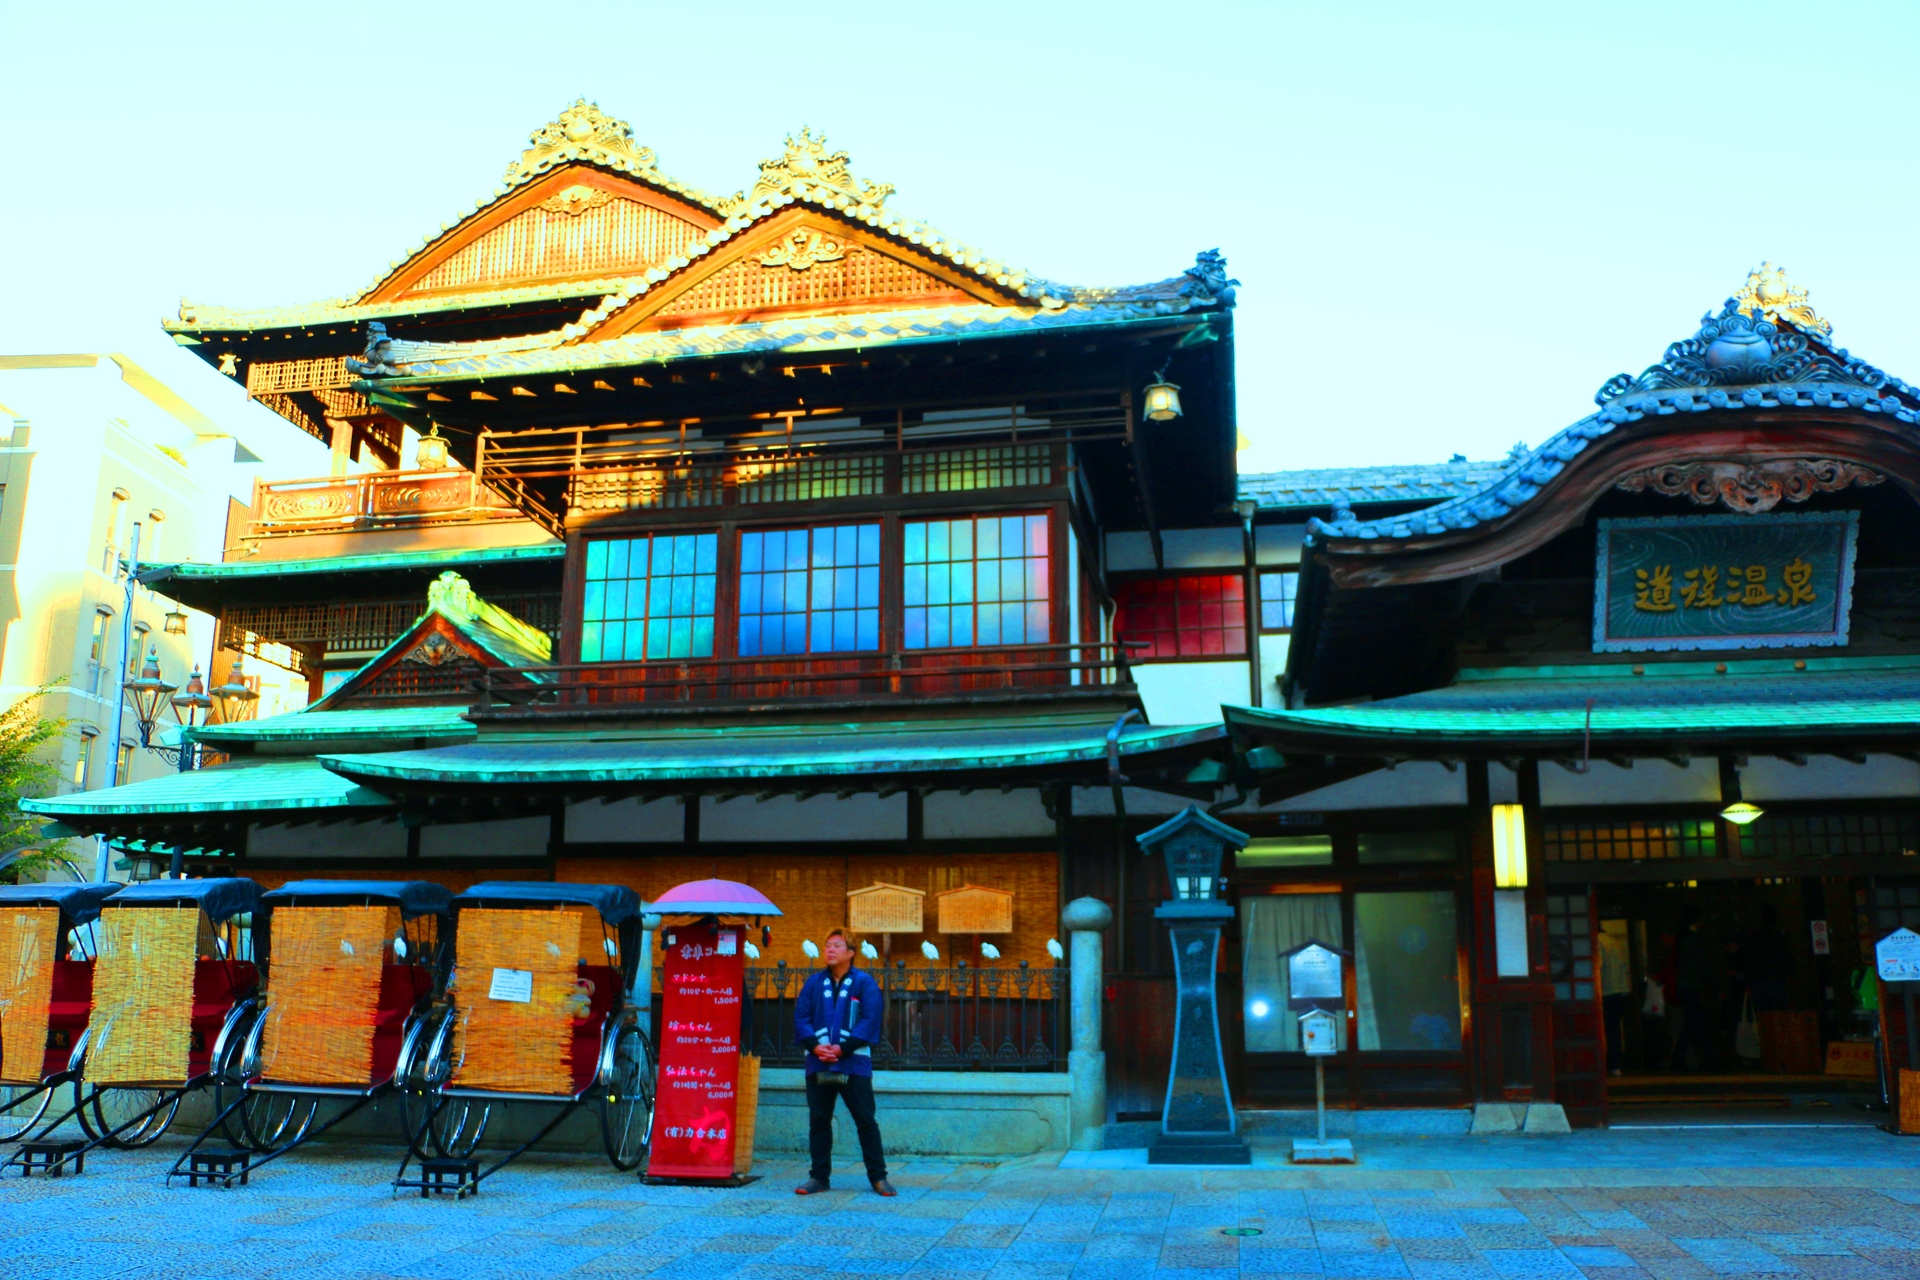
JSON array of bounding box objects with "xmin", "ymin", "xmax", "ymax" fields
[
  {"xmin": 430, "ymin": 1098, "xmax": 490, "ymax": 1160},
  {"xmin": 0, "ymin": 1083, "xmax": 50, "ymax": 1142},
  {"xmin": 599, "ymin": 1022, "xmax": 654, "ymax": 1172},
  {"xmin": 239, "ymin": 1092, "xmax": 318, "ymax": 1152},
  {"xmin": 83, "ymin": 1087, "xmax": 179, "ymax": 1148},
  {"xmin": 213, "ymin": 1003, "xmax": 264, "ymax": 1148},
  {"xmin": 400, "ymin": 1006, "xmax": 463, "ymax": 1160}
]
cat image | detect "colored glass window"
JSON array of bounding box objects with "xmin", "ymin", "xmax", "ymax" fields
[
  {"xmin": 580, "ymin": 533, "xmax": 717, "ymax": 662},
  {"xmin": 1112, "ymin": 575, "xmax": 1247, "ymax": 659},
  {"xmin": 738, "ymin": 523, "xmax": 881, "ymax": 656},
  {"xmin": 903, "ymin": 514, "xmax": 1051, "ymax": 649},
  {"xmin": 1259, "ymin": 570, "xmax": 1298, "ymax": 631},
  {"xmin": 1354, "ymin": 890, "xmax": 1462, "ymax": 1051}
]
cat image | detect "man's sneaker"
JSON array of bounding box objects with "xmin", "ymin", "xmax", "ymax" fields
[
  {"xmin": 871, "ymin": 1177, "xmax": 898, "ymax": 1197},
  {"xmin": 795, "ymin": 1177, "xmax": 830, "ymax": 1195}
]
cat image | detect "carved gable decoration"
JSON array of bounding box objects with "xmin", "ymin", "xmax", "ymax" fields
[
  {"xmin": 402, "ymin": 631, "xmax": 467, "ymax": 667},
  {"xmin": 600, "ymin": 210, "xmax": 995, "ymax": 337},
  {"xmin": 1617, "ymin": 459, "xmax": 1883, "ymax": 514},
  {"xmin": 404, "ymin": 182, "xmax": 711, "ymax": 297}
]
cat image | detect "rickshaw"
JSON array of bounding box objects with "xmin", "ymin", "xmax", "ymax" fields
[
  {"xmin": 392, "ymin": 882, "xmax": 653, "ymax": 1196},
  {"xmin": 0, "ymin": 883, "xmax": 121, "ymax": 1157},
  {"xmin": 7, "ymin": 878, "xmax": 261, "ymax": 1175},
  {"xmin": 167, "ymin": 880, "xmax": 453, "ymax": 1187}
]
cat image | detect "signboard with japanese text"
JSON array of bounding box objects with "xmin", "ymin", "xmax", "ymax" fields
[
  {"xmin": 1593, "ymin": 512, "xmax": 1858, "ymax": 653},
  {"xmin": 1877, "ymin": 927, "xmax": 1920, "ymax": 983},
  {"xmin": 646, "ymin": 920, "xmax": 745, "ymax": 1180},
  {"xmin": 1287, "ymin": 943, "xmax": 1344, "ymax": 1008}
]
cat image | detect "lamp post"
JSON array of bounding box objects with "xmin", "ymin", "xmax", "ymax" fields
[
  {"xmin": 117, "ymin": 648, "xmax": 257, "ymax": 879},
  {"xmin": 1136, "ymin": 805, "xmax": 1250, "ymax": 1165}
]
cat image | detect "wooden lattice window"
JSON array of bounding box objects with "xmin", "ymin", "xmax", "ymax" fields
[
  {"xmin": 903, "ymin": 514, "xmax": 1050, "ymax": 650},
  {"xmin": 738, "ymin": 524, "xmax": 881, "ymax": 657},
  {"xmin": 1113, "ymin": 575, "xmax": 1247, "ymax": 659},
  {"xmin": 581, "ymin": 533, "xmax": 717, "ymax": 662},
  {"xmin": 901, "ymin": 446, "xmax": 1052, "ymax": 494}
]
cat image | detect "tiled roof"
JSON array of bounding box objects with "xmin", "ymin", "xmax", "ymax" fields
[
  {"xmin": 375, "ymin": 288, "xmax": 1227, "ymax": 383},
  {"xmin": 1227, "ymin": 662, "xmax": 1920, "ymax": 743},
  {"xmin": 141, "ymin": 543, "xmax": 562, "ymax": 585},
  {"xmin": 1238, "ymin": 458, "xmax": 1513, "ymax": 512},
  {"xmin": 23, "ymin": 757, "xmax": 392, "ymax": 819},
  {"xmin": 1307, "ymin": 274, "xmax": 1918, "ymax": 545},
  {"xmin": 318, "ymin": 720, "xmax": 1225, "ymax": 786},
  {"xmin": 190, "ymin": 706, "xmax": 476, "ymax": 748}
]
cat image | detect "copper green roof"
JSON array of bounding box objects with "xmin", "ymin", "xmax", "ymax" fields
[
  {"xmin": 23, "ymin": 757, "xmax": 394, "ymax": 821},
  {"xmin": 190, "ymin": 705, "xmax": 476, "ymax": 748},
  {"xmin": 1227, "ymin": 659, "xmax": 1920, "ymax": 753},
  {"xmin": 141, "ymin": 542, "xmax": 562, "ymax": 585},
  {"xmin": 319, "ymin": 720, "xmax": 1224, "ymax": 787}
]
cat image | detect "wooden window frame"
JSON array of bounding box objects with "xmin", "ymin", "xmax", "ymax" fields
[
  {"xmin": 736, "ymin": 520, "xmax": 884, "ymax": 658},
  {"xmin": 1257, "ymin": 568, "xmax": 1299, "ymax": 635},
  {"xmin": 1109, "ymin": 570, "xmax": 1250, "ymax": 663}
]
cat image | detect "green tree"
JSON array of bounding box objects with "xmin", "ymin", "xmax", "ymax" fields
[{"xmin": 0, "ymin": 685, "xmax": 72, "ymax": 884}]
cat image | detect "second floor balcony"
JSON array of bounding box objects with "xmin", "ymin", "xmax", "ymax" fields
[
  {"xmin": 470, "ymin": 641, "xmax": 1140, "ymax": 719},
  {"xmin": 242, "ymin": 467, "xmax": 527, "ymax": 541}
]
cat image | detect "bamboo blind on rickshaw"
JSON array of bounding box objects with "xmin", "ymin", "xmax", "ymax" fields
[
  {"xmin": 450, "ymin": 909, "xmax": 585, "ymax": 1095},
  {"xmin": 259, "ymin": 905, "xmax": 399, "ymax": 1086},
  {"xmin": 0, "ymin": 907, "xmax": 58, "ymax": 1085},
  {"xmin": 87, "ymin": 906, "xmax": 198, "ymax": 1085}
]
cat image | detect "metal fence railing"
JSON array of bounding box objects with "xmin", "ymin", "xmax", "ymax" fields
[{"xmin": 650, "ymin": 963, "xmax": 1068, "ymax": 1072}]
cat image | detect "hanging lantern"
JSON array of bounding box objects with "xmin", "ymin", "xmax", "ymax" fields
[
  {"xmin": 1490, "ymin": 802, "xmax": 1529, "ymax": 888},
  {"xmin": 1720, "ymin": 801, "xmax": 1765, "ymax": 825},
  {"xmin": 211, "ymin": 654, "xmax": 261, "ymax": 724},
  {"xmin": 1142, "ymin": 374, "xmax": 1183, "ymax": 422},
  {"xmin": 414, "ymin": 422, "xmax": 451, "ymax": 471},
  {"xmin": 123, "ymin": 646, "xmax": 178, "ymax": 747},
  {"xmin": 162, "ymin": 608, "xmax": 189, "ymax": 635}
]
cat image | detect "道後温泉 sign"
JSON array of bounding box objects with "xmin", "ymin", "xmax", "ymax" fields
[{"xmin": 1593, "ymin": 511, "xmax": 1858, "ymax": 653}]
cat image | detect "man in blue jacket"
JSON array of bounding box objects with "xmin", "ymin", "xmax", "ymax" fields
[{"xmin": 793, "ymin": 928, "xmax": 894, "ymax": 1195}]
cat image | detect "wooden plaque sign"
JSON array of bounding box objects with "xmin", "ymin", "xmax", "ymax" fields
[
  {"xmin": 935, "ymin": 884, "xmax": 1013, "ymax": 935},
  {"xmin": 847, "ymin": 882, "xmax": 925, "ymax": 935}
]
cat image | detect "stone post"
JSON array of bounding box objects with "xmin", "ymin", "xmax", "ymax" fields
[{"xmin": 1061, "ymin": 896, "xmax": 1113, "ymax": 1152}]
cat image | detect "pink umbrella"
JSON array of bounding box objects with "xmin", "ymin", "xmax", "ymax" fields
[{"xmin": 651, "ymin": 878, "xmax": 783, "ymax": 918}]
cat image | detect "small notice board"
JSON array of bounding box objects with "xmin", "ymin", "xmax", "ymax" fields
[{"xmin": 648, "ymin": 920, "xmax": 746, "ymax": 1180}]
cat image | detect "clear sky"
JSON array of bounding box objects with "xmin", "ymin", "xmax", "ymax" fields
[{"xmin": 4, "ymin": 1, "xmax": 1917, "ymax": 476}]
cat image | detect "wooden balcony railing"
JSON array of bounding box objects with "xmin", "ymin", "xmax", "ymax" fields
[
  {"xmin": 472, "ymin": 641, "xmax": 1140, "ymax": 713},
  {"xmin": 245, "ymin": 468, "xmax": 525, "ymax": 537}
]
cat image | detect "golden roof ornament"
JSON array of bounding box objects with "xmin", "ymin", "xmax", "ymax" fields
[
  {"xmin": 1734, "ymin": 262, "xmax": 1831, "ymax": 337},
  {"xmin": 725, "ymin": 127, "xmax": 894, "ymax": 217},
  {"xmin": 506, "ymin": 100, "xmax": 659, "ymax": 186}
]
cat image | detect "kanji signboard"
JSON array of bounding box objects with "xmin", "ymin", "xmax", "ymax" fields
[
  {"xmin": 1593, "ymin": 512, "xmax": 1858, "ymax": 653},
  {"xmin": 647, "ymin": 920, "xmax": 745, "ymax": 1179}
]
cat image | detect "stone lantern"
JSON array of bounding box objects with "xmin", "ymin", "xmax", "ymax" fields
[{"xmin": 1136, "ymin": 806, "xmax": 1250, "ymax": 1165}]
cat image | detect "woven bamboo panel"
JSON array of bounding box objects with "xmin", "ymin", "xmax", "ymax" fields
[
  {"xmin": 450, "ymin": 909, "xmax": 582, "ymax": 1095},
  {"xmin": 0, "ymin": 907, "xmax": 57, "ymax": 1085},
  {"xmin": 751, "ymin": 856, "xmax": 847, "ymax": 971},
  {"xmin": 87, "ymin": 907, "xmax": 198, "ymax": 1085},
  {"xmin": 654, "ymin": 244, "xmax": 959, "ymax": 321},
  {"xmin": 734, "ymin": 1053, "xmax": 761, "ymax": 1175},
  {"xmin": 412, "ymin": 196, "xmax": 705, "ymax": 294},
  {"xmin": 259, "ymin": 905, "xmax": 397, "ymax": 1086}
]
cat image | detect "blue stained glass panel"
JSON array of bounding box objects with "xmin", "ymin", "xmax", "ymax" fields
[
  {"xmin": 902, "ymin": 515, "xmax": 1049, "ymax": 650},
  {"xmin": 580, "ymin": 533, "xmax": 716, "ymax": 662},
  {"xmin": 737, "ymin": 523, "xmax": 880, "ymax": 656}
]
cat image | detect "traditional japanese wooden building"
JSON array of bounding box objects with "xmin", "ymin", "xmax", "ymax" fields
[{"xmin": 30, "ymin": 103, "xmax": 1918, "ymax": 1137}]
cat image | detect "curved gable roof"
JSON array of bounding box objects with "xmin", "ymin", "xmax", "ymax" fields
[{"xmin": 1305, "ymin": 266, "xmax": 1920, "ymax": 586}]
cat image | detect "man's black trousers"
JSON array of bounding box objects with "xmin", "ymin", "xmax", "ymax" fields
[{"xmin": 805, "ymin": 1072, "xmax": 888, "ymax": 1184}]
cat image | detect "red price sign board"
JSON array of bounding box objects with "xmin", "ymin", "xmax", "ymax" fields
[{"xmin": 647, "ymin": 920, "xmax": 744, "ymax": 1179}]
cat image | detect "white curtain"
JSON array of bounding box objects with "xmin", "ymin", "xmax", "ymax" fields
[{"xmin": 1239, "ymin": 894, "xmax": 1343, "ymax": 1052}]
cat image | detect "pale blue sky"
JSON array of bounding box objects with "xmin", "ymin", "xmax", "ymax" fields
[{"xmin": 3, "ymin": 1, "xmax": 1916, "ymax": 474}]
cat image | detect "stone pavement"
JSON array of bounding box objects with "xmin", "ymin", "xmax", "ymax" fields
[{"xmin": 4, "ymin": 1123, "xmax": 1920, "ymax": 1280}]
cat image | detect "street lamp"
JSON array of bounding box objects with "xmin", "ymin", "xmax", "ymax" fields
[
  {"xmin": 122, "ymin": 646, "xmax": 177, "ymax": 748},
  {"xmin": 210, "ymin": 654, "xmax": 260, "ymax": 725}
]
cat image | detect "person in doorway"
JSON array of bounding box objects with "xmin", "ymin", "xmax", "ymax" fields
[
  {"xmin": 1737, "ymin": 904, "xmax": 1793, "ymax": 1014},
  {"xmin": 1598, "ymin": 920, "xmax": 1632, "ymax": 1075},
  {"xmin": 793, "ymin": 927, "xmax": 894, "ymax": 1197},
  {"xmin": 1670, "ymin": 906, "xmax": 1715, "ymax": 1071}
]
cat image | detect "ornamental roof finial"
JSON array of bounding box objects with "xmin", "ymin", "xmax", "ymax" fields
[
  {"xmin": 1733, "ymin": 262, "xmax": 1831, "ymax": 338},
  {"xmin": 506, "ymin": 99, "xmax": 658, "ymax": 187},
  {"xmin": 722, "ymin": 127, "xmax": 894, "ymax": 218}
]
